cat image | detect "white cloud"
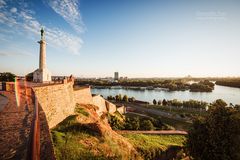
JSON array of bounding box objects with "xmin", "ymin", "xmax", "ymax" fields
[
  {"xmin": 0, "ymin": 0, "xmax": 6, "ymax": 8},
  {"xmin": 0, "ymin": 51, "xmax": 34, "ymax": 57},
  {"xmin": 46, "ymin": 0, "xmax": 86, "ymax": 33},
  {"xmin": 10, "ymin": 7, "xmax": 17, "ymax": 13},
  {"xmin": 0, "ymin": 1, "xmax": 83, "ymax": 55}
]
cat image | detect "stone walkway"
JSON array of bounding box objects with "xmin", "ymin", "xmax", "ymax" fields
[
  {"xmin": 0, "ymin": 89, "xmax": 55, "ymax": 160},
  {"xmin": 0, "ymin": 91, "xmax": 34, "ymax": 160},
  {"xmin": 0, "ymin": 94, "xmax": 8, "ymax": 111}
]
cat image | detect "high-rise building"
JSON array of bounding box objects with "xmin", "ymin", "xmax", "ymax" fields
[{"xmin": 114, "ymin": 72, "xmax": 119, "ymax": 80}]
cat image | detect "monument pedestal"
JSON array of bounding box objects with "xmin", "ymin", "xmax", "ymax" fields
[{"xmin": 33, "ymin": 68, "xmax": 51, "ymax": 83}]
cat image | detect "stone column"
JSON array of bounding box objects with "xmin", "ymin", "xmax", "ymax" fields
[{"xmin": 38, "ymin": 40, "xmax": 46, "ymax": 69}]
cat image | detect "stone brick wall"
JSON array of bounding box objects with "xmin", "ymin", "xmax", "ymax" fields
[
  {"xmin": 106, "ymin": 100, "xmax": 117, "ymax": 114},
  {"xmin": 117, "ymin": 105, "xmax": 126, "ymax": 114},
  {"xmin": 33, "ymin": 82, "xmax": 76, "ymax": 128},
  {"xmin": 92, "ymin": 95, "xmax": 107, "ymax": 116},
  {"xmin": 33, "ymin": 82, "xmax": 119, "ymax": 128},
  {"xmin": 74, "ymin": 86, "xmax": 93, "ymax": 104}
]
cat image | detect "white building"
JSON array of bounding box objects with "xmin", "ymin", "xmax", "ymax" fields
[{"xmin": 33, "ymin": 28, "xmax": 52, "ymax": 83}]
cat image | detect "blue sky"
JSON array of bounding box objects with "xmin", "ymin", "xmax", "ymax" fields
[{"xmin": 0, "ymin": 0, "xmax": 240, "ymax": 78}]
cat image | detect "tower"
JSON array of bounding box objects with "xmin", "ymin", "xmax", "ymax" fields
[
  {"xmin": 114, "ymin": 72, "xmax": 119, "ymax": 81},
  {"xmin": 33, "ymin": 28, "xmax": 52, "ymax": 83}
]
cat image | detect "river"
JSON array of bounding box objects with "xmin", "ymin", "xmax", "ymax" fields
[{"xmin": 91, "ymin": 85, "xmax": 240, "ymax": 105}]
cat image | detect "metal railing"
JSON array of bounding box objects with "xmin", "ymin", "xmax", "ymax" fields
[{"xmin": 28, "ymin": 92, "xmax": 40, "ymax": 160}]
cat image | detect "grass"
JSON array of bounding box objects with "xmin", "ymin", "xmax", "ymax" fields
[
  {"xmin": 51, "ymin": 107, "xmax": 132, "ymax": 160},
  {"xmin": 74, "ymin": 107, "xmax": 89, "ymax": 117},
  {"xmin": 125, "ymin": 112, "xmax": 191, "ymax": 131},
  {"xmin": 51, "ymin": 104, "xmax": 189, "ymax": 160},
  {"xmin": 123, "ymin": 134, "xmax": 187, "ymax": 159},
  {"xmin": 51, "ymin": 130, "xmax": 112, "ymax": 160},
  {"xmin": 51, "ymin": 119, "xmax": 121, "ymax": 160}
]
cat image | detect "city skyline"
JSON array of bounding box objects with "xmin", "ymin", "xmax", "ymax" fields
[{"xmin": 1, "ymin": 0, "xmax": 240, "ymax": 78}]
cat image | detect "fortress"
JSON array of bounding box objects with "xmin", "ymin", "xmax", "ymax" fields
[
  {"xmin": 0, "ymin": 28, "xmax": 126, "ymax": 159},
  {"xmin": 29, "ymin": 28, "xmax": 125, "ymax": 128},
  {"xmin": 33, "ymin": 78, "xmax": 125, "ymax": 128}
]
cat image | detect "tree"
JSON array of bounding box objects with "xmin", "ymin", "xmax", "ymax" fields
[
  {"xmin": 213, "ymin": 99, "xmax": 227, "ymax": 107},
  {"xmin": 0, "ymin": 72, "xmax": 16, "ymax": 82},
  {"xmin": 140, "ymin": 120, "xmax": 155, "ymax": 130},
  {"xmin": 157, "ymin": 100, "xmax": 162, "ymax": 105},
  {"xmin": 118, "ymin": 94, "xmax": 122, "ymax": 101},
  {"xmin": 108, "ymin": 114, "xmax": 124, "ymax": 130},
  {"xmin": 122, "ymin": 95, "xmax": 128, "ymax": 102},
  {"xmin": 124, "ymin": 117, "xmax": 140, "ymax": 130},
  {"xmin": 115, "ymin": 94, "xmax": 122, "ymax": 101},
  {"xmin": 128, "ymin": 97, "xmax": 136, "ymax": 102},
  {"xmin": 153, "ymin": 99, "xmax": 157, "ymax": 105},
  {"xmin": 162, "ymin": 99, "xmax": 168, "ymax": 106},
  {"xmin": 25, "ymin": 72, "xmax": 33, "ymax": 81},
  {"xmin": 187, "ymin": 102, "xmax": 240, "ymax": 160}
]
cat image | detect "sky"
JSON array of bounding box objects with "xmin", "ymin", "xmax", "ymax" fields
[{"xmin": 0, "ymin": 0, "xmax": 240, "ymax": 78}]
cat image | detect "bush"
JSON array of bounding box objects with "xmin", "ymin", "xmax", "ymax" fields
[
  {"xmin": 187, "ymin": 101, "xmax": 240, "ymax": 160},
  {"xmin": 107, "ymin": 114, "xmax": 124, "ymax": 130},
  {"xmin": 124, "ymin": 117, "xmax": 140, "ymax": 130},
  {"xmin": 140, "ymin": 120, "xmax": 155, "ymax": 130}
]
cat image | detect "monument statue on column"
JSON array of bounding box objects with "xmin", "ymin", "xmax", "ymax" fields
[{"xmin": 33, "ymin": 28, "xmax": 52, "ymax": 83}]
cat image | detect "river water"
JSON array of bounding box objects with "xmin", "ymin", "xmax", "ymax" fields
[{"xmin": 91, "ymin": 85, "xmax": 240, "ymax": 105}]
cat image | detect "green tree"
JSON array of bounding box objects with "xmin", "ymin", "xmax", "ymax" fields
[
  {"xmin": 118, "ymin": 94, "xmax": 122, "ymax": 101},
  {"xmin": 108, "ymin": 114, "xmax": 124, "ymax": 130},
  {"xmin": 140, "ymin": 120, "xmax": 155, "ymax": 130},
  {"xmin": 0, "ymin": 72, "xmax": 16, "ymax": 82},
  {"xmin": 213, "ymin": 99, "xmax": 227, "ymax": 107},
  {"xmin": 157, "ymin": 100, "xmax": 162, "ymax": 105},
  {"xmin": 153, "ymin": 99, "xmax": 157, "ymax": 105},
  {"xmin": 162, "ymin": 99, "xmax": 168, "ymax": 106},
  {"xmin": 125, "ymin": 117, "xmax": 140, "ymax": 130},
  {"xmin": 122, "ymin": 95, "xmax": 128, "ymax": 102},
  {"xmin": 187, "ymin": 101, "xmax": 240, "ymax": 160},
  {"xmin": 25, "ymin": 72, "xmax": 33, "ymax": 81}
]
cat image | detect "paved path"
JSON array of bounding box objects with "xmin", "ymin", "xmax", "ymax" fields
[
  {"xmin": 0, "ymin": 90, "xmax": 34, "ymax": 160},
  {"xmin": 116, "ymin": 130, "xmax": 188, "ymax": 135},
  {"xmin": 0, "ymin": 94, "xmax": 8, "ymax": 111}
]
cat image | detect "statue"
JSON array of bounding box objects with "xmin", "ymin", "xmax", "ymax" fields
[{"xmin": 40, "ymin": 27, "xmax": 44, "ymax": 40}]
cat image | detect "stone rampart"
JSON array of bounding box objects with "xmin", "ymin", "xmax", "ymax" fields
[
  {"xmin": 33, "ymin": 82, "xmax": 76, "ymax": 128},
  {"xmin": 32, "ymin": 81, "xmax": 121, "ymax": 128},
  {"xmin": 92, "ymin": 95, "xmax": 107, "ymax": 115},
  {"xmin": 74, "ymin": 86, "xmax": 93, "ymax": 104}
]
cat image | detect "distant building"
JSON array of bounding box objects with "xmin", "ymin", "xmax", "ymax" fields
[{"xmin": 114, "ymin": 72, "xmax": 119, "ymax": 81}]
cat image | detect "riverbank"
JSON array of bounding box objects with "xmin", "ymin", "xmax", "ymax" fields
[{"xmin": 91, "ymin": 84, "xmax": 240, "ymax": 105}]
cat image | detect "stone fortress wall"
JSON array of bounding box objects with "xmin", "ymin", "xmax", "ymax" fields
[
  {"xmin": 74, "ymin": 86, "xmax": 93, "ymax": 105},
  {"xmin": 32, "ymin": 79, "xmax": 125, "ymax": 128},
  {"xmin": 33, "ymin": 81, "xmax": 76, "ymax": 128}
]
